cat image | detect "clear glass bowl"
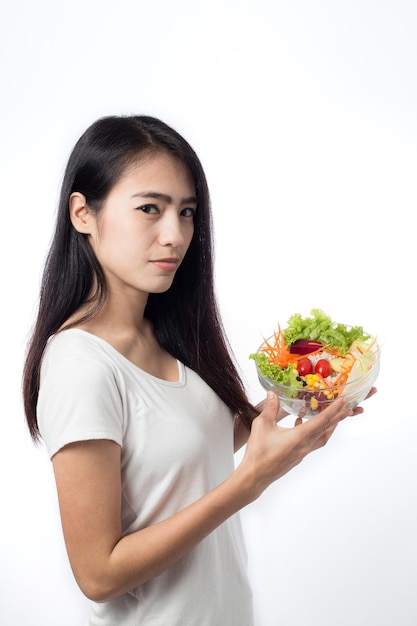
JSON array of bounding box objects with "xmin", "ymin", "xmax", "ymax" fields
[{"xmin": 255, "ymin": 339, "xmax": 380, "ymax": 418}]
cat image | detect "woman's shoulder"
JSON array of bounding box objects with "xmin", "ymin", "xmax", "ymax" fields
[
  {"xmin": 40, "ymin": 329, "xmax": 125, "ymax": 399},
  {"xmin": 44, "ymin": 328, "xmax": 115, "ymax": 363}
]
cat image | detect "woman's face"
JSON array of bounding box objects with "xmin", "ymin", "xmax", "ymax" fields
[{"xmin": 85, "ymin": 151, "xmax": 197, "ymax": 300}]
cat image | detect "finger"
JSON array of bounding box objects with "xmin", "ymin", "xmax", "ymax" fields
[
  {"xmin": 365, "ymin": 386, "xmax": 377, "ymax": 400},
  {"xmin": 304, "ymin": 397, "xmax": 352, "ymax": 434},
  {"xmin": 254, "ymin": 399, "xmax": 266, "ymax": 413},
  {"xmin": 348, "ymin": 386, "xmax": 377, "ymax": 417},
  {"xmin": 256, "ymin": 391, "xmax": 281, "ymax": 426},
  {"xmin": 276, "ymin": 406, "xmax": 289, "ymax": 422}
]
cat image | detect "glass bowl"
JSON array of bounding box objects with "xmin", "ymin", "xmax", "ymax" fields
[{"xmin": 254, "ymin": 338, "xmax": 380, "ymax": 418}]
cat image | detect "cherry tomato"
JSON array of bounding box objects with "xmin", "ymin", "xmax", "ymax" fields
[
  {"xmin": 297, "ymin": 358, "xmax": 313, "ymax": 376},
  {"xmin": 315, "ymin": 358, "xmax": 331, "ymax": 378}
]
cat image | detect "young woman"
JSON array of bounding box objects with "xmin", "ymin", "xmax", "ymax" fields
[{"xmin": 23, "ymin": 115, "xmax": 372, "ymax": 625}]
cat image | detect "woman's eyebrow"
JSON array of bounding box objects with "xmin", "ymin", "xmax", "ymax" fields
[{"xmin": 131, "ymin": 191, "xmax": 197, "ymax": 204}]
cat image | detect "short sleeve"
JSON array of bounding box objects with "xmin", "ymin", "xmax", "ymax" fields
[{"xmin": 38, "ymin": 348, "xmax": 124, "ymax": 458}]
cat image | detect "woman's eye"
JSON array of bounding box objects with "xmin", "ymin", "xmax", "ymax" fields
[
  {"xmin": 138, "ymin": 204, "xmax": 159, "ymax": 214},
  {"xmin": 181, "ymin": 207, "xmax": 196, "ymax": 218}
]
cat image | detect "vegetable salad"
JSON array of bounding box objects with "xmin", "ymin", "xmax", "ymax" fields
[{"xmin": 250, "ymin": 309, "xmax": 378, "ymax": 411}]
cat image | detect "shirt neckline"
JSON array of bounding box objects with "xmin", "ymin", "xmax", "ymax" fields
[{"xmin": 59, "ymin": 328, "xmax": 186, "ymax": 386}]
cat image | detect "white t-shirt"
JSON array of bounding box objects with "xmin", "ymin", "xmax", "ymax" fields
[{"xmin": 38, "ymin": 329, "xmax": 254, "ymax": 626}]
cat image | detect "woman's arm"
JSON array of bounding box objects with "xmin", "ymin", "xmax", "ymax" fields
[{"xmin": 52, "ymin": 393, "xmax": 353, "ymax": 602}]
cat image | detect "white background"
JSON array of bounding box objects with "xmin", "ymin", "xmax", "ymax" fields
[{"xmin": 1, "ymin": 1, "xmax": 416, "ymax": 624}]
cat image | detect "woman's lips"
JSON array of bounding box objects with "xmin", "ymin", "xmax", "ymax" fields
[{"xmin": 151, "ymin": 257, "xmax": 180, "ymax": 272}]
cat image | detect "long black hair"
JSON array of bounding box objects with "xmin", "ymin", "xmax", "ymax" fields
[{"xmin": 23, "ymin": 115, "xmax": 258, "ymax": 441}]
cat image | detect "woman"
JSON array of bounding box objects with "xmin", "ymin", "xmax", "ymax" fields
[{"xmin": 23, "ymin": 115, "xmax": 371, "ymax": 625}]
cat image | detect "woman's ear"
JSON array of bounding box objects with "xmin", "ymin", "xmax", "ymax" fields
[{"xmin": 69, "ymin": 192, "xmax": 94, "ymax": 234}]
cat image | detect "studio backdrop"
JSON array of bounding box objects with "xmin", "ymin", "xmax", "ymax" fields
[{"xmin": 1, "ymin": 1, "xmax": 416, "ymax": 625}]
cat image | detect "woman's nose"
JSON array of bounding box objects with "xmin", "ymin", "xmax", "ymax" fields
[{"xmin": 158, "ymin": 214, "xmax": 185, "ymax": 247}]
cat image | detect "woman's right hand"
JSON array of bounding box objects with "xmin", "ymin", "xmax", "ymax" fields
[{"xmin": 236, "ymin": 392, "xmax": 354, "ymax": 502}]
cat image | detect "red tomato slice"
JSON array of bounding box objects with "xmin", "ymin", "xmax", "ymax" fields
[
  {"xmin": 297, "ymin": 358, "xmax": 313, "ymax": 376},
  {"xmin": 315, "ymin": 359, "xmax": 331, "ymax": 378}
]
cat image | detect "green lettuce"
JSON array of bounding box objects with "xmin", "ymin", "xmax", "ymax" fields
[
  {"xmin": 283, "ymin": 308, "xmax": 369, "ymax": 356},
  {"xmin": 249, "ymin": 352, "xmax": 303, "ymax": 393}
]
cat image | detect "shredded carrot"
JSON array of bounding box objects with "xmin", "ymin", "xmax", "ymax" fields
[
  {"xmin": 323, "ymin": 345, "xmax": 342, "ymax": 357},
  {"xmin": 260, "ymin": 325, "xmax": 298, "ymax": 368},
  {"xmin": 261, "ymin": 326, "xmax": 336, "ymax": 369},
  {"xmin": 333, "ymin": 372, "xmax": 348, "ymax": 386},
  {"xmin": 314, "ymin": 371, "xmax": 332, "ymax": 388},
  {"xmin": 332, "ymin": 337, "xmax": 378, "ymax": 386}
]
